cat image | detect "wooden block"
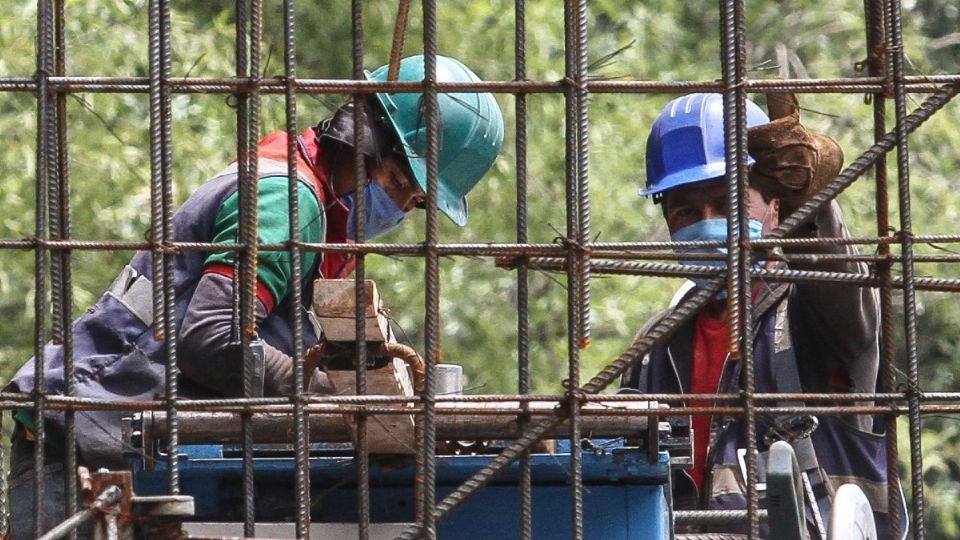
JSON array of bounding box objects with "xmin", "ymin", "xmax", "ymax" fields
[
  {"xmin": 327, "ymin": 358, "xmax": 416, "ymax": 455},
  {"xmin": 311, "ymin": 279, "xmax": 390, "ymax": 342}
]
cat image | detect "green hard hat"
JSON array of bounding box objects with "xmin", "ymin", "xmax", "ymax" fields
[{"xmin": 367, "ymin": 55, "xmax": 504, "ymax": 226}]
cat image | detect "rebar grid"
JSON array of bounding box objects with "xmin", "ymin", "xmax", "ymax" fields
[{"xmin": 8, "ymin": 1, "xmax": 960, "ymax": 539}]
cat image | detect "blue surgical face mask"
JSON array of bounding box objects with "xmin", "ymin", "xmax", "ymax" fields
[
  {"xmin": 341, "ymin": 180, "xmax": 407, "ymax": 240},
  {"xmin": 670, "ymin": 218, "xmax": 764, "ymax": 292}
]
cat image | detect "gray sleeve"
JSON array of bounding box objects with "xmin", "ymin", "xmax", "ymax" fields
[
  {"xmin": 178, "ymin": 271, "xmax": 301, "ymax": 397},
  {"xmin": 786, "ymin": 201, "xmax": 879, "ymax": 394}
]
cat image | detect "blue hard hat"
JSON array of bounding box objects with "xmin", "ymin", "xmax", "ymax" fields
[
  {"xmin": 642, "ymin": 93, "xmax": 769, "ymax": 197},
  {"xmin": 367, "ymin": 55, "xmax": 504, "ymax": 226}
]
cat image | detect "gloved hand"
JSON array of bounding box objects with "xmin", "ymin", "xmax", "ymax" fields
[
  {"xmin": 263, "ymin": 342, "xmax": 336, "ymax": 396},
  {"xmin": 748, "ymin": 93, "xmax": 844, "ymax": 214}
]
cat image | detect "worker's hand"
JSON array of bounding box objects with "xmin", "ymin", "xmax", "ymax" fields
[
  {"xmin": 307, "ymin": 368, "xmax": 335, "ymax": 395},
  {"xmin": 748, "ymin": 93, "xmax": 843, "ymax": 213}
]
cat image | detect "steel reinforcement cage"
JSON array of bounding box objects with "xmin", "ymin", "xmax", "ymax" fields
[{"xmin": 2, "ymin": 0, "xmax": 960, "ymax": 539}]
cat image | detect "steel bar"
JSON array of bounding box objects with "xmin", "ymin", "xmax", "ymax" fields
[
  {"xmin": 147, "ymin": 0, "xmax": 180, "ymax": 497},
  {"xmin": 387, "ymin": 0, "xmax": 411, "ymax": 81},
  {"xmin": 514, "ymin": 1, "xmax": 532, "ymax": 538},
  {"xmin": 234, "ymin": 0, "xmax": 260, "ymax": 534},
  {"xmin": 522, "ymin": 257, "xmax": 960, "ymax": 292},
  {"xmin": 277, "ymin": 0, "xmax": 312, "ymax": 536},
  {"xmin": 51, "ymin": 0, "xmax": 79, "ymax": 534},
  {"xmin": 718, "ymin": 0, "xmax": 760, "ymax": 535},
  {"xmin": 8, "ymin": 74, "xmax": 960, "ymax": 95},
  {"xmin": 0, "ymin": 414, "xmax": 5, "ymax": 536},
  {"xmin": 8, "ymin": 232, "xmax": 960, "ymax": 256},
  {"xmin": 514, "ymin": 34, "xmax": 534, "ymax": 540},
  {"xmin": 15, "ymin": 395, "xmax": 960, "ymax": 417},
  {"xmin": 351, "ymin": 2, "xmax": 371, "ymax": 539},
  {"xmin": 864, "ymin": 0, "xmax": 903, "ymax": 534},
  {"xmin": 14, "ymin": 389, "xmax": 960, "ymax": 410},
  {"xmin": 10, "ymin": 388, "xmax": 960, "ymax": 406},
  {"xmin": 417, "ymin": 3, "xmax": 440, "ymax": 537},
  {"xmin": 33, "ymin": 0, "xmax": 57, "ymax": 535},
  {"xmin": 887, "ymin": 0, "xmax": 926, "ymax": 537},
  {"xmin": 563, "ymin": 0, "xmax": 589, "ymax": 537},
  {"xmin": 37, "ymin": 485, "xmax": 122, "ymax": 540},
  {"xmin": 674, "ymin": 510, "xmax": 768, "ymax": 526}
]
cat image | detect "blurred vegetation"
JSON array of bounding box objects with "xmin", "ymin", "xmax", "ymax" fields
[{"xmin": 1, "ymin": 0, "xmax": 959, "ymax": 536}]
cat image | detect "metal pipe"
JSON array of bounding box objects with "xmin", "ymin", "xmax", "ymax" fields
[{"xmin": 140, "ymin": 403, "xmax": 655, "ymax": 445}]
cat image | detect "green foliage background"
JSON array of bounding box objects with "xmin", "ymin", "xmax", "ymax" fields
[{"xmin": 1, "ymin": 0, "xmax": 960, "ymax": 536}]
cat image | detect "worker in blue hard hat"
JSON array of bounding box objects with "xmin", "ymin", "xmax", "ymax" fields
[
  {"xmin": 5, "ymin": 54, "xmax": 504, "ymax": 539},
  {"xmin": 622, "ymin": 93, "xmax": 906, "ymax": 540}
]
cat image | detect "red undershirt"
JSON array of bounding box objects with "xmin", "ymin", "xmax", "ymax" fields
[{"xmin": 688, "ymin": 311, "xmax": 731, "ymax": 490}]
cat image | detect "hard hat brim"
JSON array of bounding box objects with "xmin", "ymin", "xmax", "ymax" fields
[
  {"xmin": 366, "ymin": 71, "xmax": 470, "ymax": 227},
  {"xmin": 639, "ymin": 162, "xmax": 729, "ymax": 197}
]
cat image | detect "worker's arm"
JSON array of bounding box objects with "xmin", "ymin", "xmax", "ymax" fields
[
  {"xmin": 748, "ymin": 93, "xmax": 879, "ymax": 393},
  {"xmin": 178, "ymin": 177, "xmax": 326, "ymax": 396},
  {"xmin": 786, "ymin": 201, "xmax": 880, "ymax": 394},
  {"xmin": 179, "ymin": 272, "xmax": 301, "ymax": 396}
]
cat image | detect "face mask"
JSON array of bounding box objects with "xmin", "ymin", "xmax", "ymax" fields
[
  {"xmin": 341, "ymin": 180, "xmax": 407, "ymax": 240},
  {"xmin": 670, "ymin": 218, "xmax": 764, "ymax": 292}
]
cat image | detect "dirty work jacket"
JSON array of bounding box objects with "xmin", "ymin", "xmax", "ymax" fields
[
  {"xmin": 7, "ymin": 127, "xmax": 353, "ymax": 469},
  {"xmin": 622, "ymin": 201, "xmax": 905, "ymax": 540}
]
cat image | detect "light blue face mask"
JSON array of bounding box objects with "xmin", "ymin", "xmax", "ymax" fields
[
  {"xmin": 671, "ymin": 218, "xmax": 764, "ymax": 291},
  {"xmin": 341, "ymin": 180, "xmax": 407, "ymax": 240}
]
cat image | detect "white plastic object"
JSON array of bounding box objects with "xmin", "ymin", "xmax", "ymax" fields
[{"xmin": 828, "ymin": 483, "xmax": 878, "ymax": 540}]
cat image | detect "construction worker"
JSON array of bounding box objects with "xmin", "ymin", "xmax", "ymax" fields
[
  {"xmin": 621, "ymin": 93, "xmax": 905, "ymax": 540},
  {"xmin": 5, "ymin": 54, "xmax": 504, "ymax": 539}
]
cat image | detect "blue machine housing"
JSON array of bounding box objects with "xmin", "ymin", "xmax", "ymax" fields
[{"xmin": 130, "ymin": 440, "xmax": 671, "ymax": 539}]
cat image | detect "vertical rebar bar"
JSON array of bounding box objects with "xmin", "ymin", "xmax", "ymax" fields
[
  {"xmin": 52, "ymin": 1, "xmax": 78, "ymax": 536},
  {"xmin": 719, "ymin": 0, "xmax": 758, "ymax": 536},
  {"xmin": 514, "ymin": 1, "xmax": 532, "ymax": 538},
  {"xmin": 351, "ymin": 2, "xmax": 371, "ymax": 539},
  {"xmin": 237, "ymin": 0, "xmax": 262, "ymax": 535},
  {"xmin": 280, "ymin": 0, "xmax": 311, "ymax": 537},
  {"xmin": 563, "ymin": 0, "xmax": 587, "ymax": 537},
  {"xmin": 418, "ymin": 2, "xmax": 440, "ymax": 537},
  {"xmin": 148, "ymin": 0, "xmax": 180, "ymax": 499},
  {"xmin": 158, "ymin": 0, "xmax": 180, "ymax": 498},
  {"xmin": 864, "ymin": 1, "xmax": 903, "ymax": 536},
  {"xmin": 232, "ymin": 0, "xmax": 256, "ymax": 537},
  {"xmin": 887, "ymin": 0, "xmax": 925, "ymax": 537},
  {"xmin": 33, "ymin": 1, "xmax": 55, "ymax": 536},
  {"xmin": 574, "ymin": 0, "xmax": 591, "ymax": 351},
  {"xmin": 0, "ymin": 413, "xmax": 6, "ymax": 537}
]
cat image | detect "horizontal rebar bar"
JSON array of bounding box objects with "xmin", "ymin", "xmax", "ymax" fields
[{"xmin": 2, "ymin": 75, "xmax": 959, "ymax": 95}]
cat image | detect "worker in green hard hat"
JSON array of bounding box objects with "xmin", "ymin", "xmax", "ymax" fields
[{"xmin": 6, "ymin": 54, "xmax": 504, "ymax": 539}]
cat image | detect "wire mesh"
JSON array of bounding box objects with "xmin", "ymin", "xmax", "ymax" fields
[{"xmin": 3, "ymin": 0, "xmax": 959, "ymax": 538}]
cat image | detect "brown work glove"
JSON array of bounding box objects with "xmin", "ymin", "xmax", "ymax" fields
[{"xmin": 748, "ymin": 93, "xmax": 844, "ymax": 214}]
